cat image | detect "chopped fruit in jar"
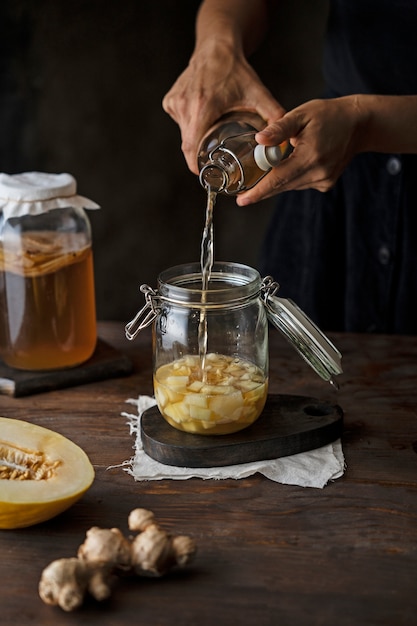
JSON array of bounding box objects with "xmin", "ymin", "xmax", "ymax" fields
[{"xmin": 153, "ymin": 354, "xmax": 268, "ymax": 435}]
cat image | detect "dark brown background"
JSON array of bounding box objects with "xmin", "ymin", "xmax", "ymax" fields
[{"xmin": 0, "ymin": 0, "xmax": 328, "ymax": 321}]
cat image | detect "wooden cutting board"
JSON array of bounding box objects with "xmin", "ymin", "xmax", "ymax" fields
[
  {"xmin": 0, "ymin": 338, "xmax": 133, "ymax": 397},
  {"xmin": 141, "ymin": 394, "xmax": 343, "ymax": 468}
]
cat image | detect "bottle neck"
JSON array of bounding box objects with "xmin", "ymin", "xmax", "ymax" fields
[
  {"xmin": 199, "ymin": 163, "xmax": 229, "ymax": 193},
  {"xmin": 199, "ymin": 145, "xmax": 245, "ymax": 193}
]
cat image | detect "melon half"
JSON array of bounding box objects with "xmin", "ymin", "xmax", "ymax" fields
[{"xmin": 0, "ymin": 417, "xmax": 95, "ymax": 529}]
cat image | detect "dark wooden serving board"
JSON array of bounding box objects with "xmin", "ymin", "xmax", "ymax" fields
[
  {"xmin": 0, "ymin": 338, "xmax": 133, "ymax": 397},
  {"xmin": 141, "ymin": 394, "xmax": 343, "ymax": 468}
]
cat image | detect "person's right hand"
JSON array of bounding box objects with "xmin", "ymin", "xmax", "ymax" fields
[
  {"xmin": 162, "ymin": 40, "xmax": 285, "ymax": 174},
  {"xmin": 236, "ymin": 96, "xmax": 367, "ymax": 205}
]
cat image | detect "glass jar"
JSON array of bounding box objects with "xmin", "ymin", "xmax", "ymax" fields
[
  {"xmin": 0, "ymin": 172, "xmax": 100, "ymax": 370},
  {"xmin": 126, "ymin": 262, "xmax": 342, "ymax": 436}
]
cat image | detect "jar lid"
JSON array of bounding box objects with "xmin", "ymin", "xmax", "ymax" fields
[
  {"xmin": 0, "ymin": 172, "xmax": 100, "ymax": 221},
  {"xmin": 264, "ymin": 295, "xmax": 343, "ymax": 383}
]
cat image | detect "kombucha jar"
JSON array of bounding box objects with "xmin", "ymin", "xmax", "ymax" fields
[
  {"xmin": 0, "ymin": 172, "xmax": 99, "ymax": 370},
  {"xmin": 126, "ymin": 262, "xmax": 343, "ymax": 436}
]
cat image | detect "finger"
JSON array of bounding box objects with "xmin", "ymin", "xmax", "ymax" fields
[
  {"xmin": 234, "ymin": 155, "xmax": 314, "ymax": 205},
  {"xmin": 255, "ymin": 109, "xmax": 305, "ymax": 146},
  {"xmin": 236, "ymin": 164, "xmax": 334, "ymax": 205},
  {"xmin": 255, "ymin": 98, "xmax": 286, "ymax": 127},
  {"xmin": 181, "ymin": 107, "xmax": 227, "ymax": 173}
]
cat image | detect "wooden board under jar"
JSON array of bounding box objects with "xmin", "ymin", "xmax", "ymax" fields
[{"xmin": 140, "ymin": 394, "xmax": 343, "ymax": 468}]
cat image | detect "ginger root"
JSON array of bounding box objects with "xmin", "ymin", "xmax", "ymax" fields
[
  {"xmin": 39, "ymin": 509, "xmax": 196, "ymax": 612},
  {"xmin": 38, "ymin": 557, "xmax": 112, "ymax": 612},
  {"xmin": 77, "ymin": 526, "xmax": 132, "ymax": 571},
  {"xmin": 128, "ymin": 508, "xmax": 196, "ymax": 576}
]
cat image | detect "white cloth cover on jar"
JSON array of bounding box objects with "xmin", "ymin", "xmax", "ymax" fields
[{"xmin": 0, "ymin": 172, "xmax": 100, "ymax": 221}]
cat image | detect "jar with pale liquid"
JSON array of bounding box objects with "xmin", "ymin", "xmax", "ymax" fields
[
  {"xmin": 126, "ymin": 262, "xmax": 343, "ymax": 436},
  {"xmin": 0, "ymin": 172, "xmax": 99, "ymax": 370},
  {"xmin": 198, "ymin": 111, "xmax": 291, "ymax": 194}
]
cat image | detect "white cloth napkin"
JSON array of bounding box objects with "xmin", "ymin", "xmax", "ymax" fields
[{"xmin": 121, "ymin": 395, "xmax": 345, "ymax": 489}]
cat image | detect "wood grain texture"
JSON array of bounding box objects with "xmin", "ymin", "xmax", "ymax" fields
[{"xmin": 0, "ymin": 322, "xmax": 416, "ymax": 626}]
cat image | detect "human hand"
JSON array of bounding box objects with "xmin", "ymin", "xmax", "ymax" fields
[
  {"xmin": 237, "ymin": 96, "xmax": 364, "ymax": 205},
  {"xmin": 162, "ymin": 41, "xmax": 285, "ymax": 174}
]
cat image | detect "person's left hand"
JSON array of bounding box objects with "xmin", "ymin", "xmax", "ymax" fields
[{"xmin": 237, "ymin": 96, "xmax": 363, "ymax": 205}]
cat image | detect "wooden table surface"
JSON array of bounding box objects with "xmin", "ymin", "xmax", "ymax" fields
[{"xmin": 1, "ymin": 321, "xmax": 416, "ymax": 626}]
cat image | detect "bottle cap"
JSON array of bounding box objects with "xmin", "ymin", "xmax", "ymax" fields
[{"xmin": 254, "ymin": 144, "xmax": 286, "ymax": 171}]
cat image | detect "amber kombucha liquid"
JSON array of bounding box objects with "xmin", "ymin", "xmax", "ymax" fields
[{"xmin": 0, "ymin": 231, "xmax": 97, "ymax": 370}]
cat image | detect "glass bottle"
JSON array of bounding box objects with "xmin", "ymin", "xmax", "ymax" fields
[
  {"xmin": 198, "ymin": 112, "xmax": 291, "ymax": 194},
  {"xmin": 0, "ymin": 171, "xmax": 99, "ymax": 370},
  {"xmin": 126, "ymin": 262, "xmax": 342, "ymax": 436}
]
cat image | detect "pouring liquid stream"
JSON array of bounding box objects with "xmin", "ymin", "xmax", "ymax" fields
[{"xmin": 198, "ymin": 187, "xmax": 216, "ymax": 381}]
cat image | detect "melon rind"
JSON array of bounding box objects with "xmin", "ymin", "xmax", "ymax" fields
[{"xmin": 0, "ymin": 417, "xmax": 95, "ymax": 529}]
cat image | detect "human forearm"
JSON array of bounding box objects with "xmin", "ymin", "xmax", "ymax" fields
[
  {"xmin": 194, "ymin": 0, "xmax": 269, "ymax": 57},
  {"xmin": 354, "ymin": 94, "xmax": 417, "ymax": 154},
  {"xmin": 236, "ymin": 93, "xmax": 417, "ymax": 205},
  {"xmin": 163, "ymin": 0, "xmax": 283, "ymax": 173}
]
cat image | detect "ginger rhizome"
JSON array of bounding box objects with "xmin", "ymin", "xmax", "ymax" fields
[{"xmin": 38, "ymin": 508, "xmax": 197, "ymax": 612}]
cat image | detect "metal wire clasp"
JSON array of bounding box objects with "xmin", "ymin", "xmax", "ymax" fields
[
  {"xmin": 125, "ymin": 284, "xmax": 160, "ymax": 341},
  {"xmin": 260, "ymin": 275, "xmax": 280, "ymax": 304}
]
